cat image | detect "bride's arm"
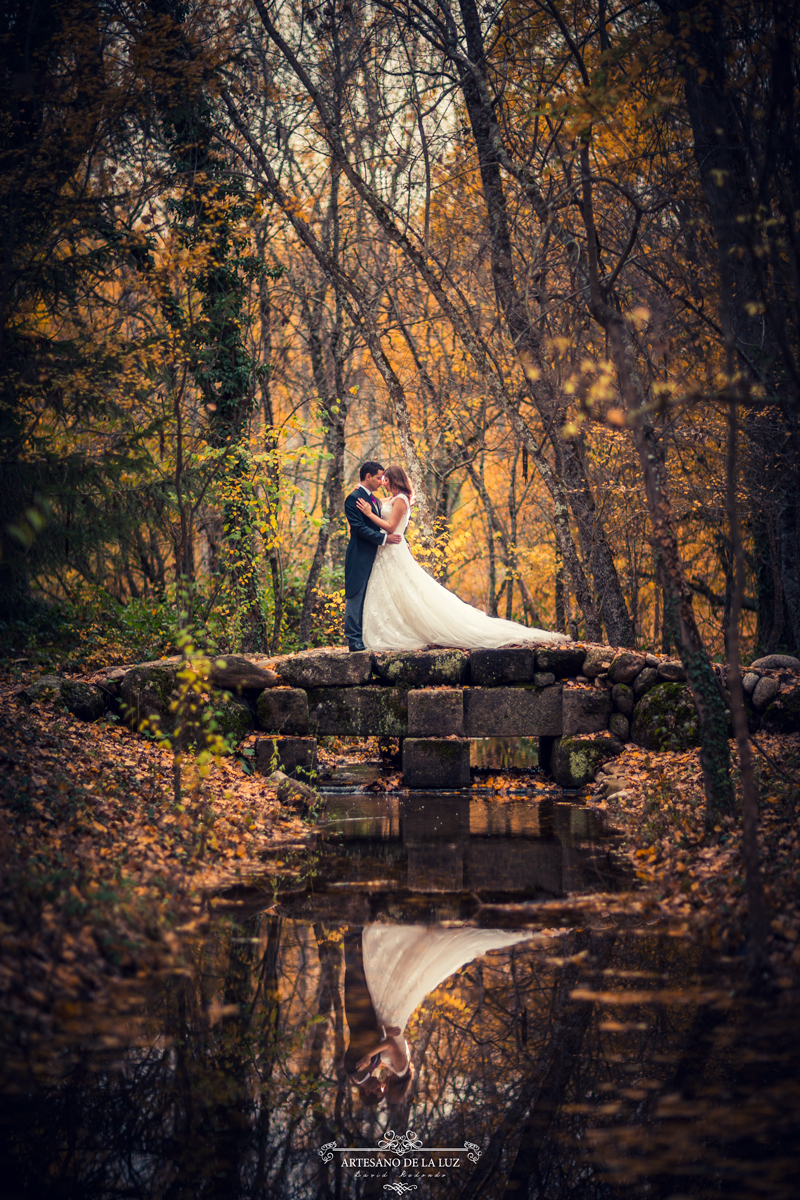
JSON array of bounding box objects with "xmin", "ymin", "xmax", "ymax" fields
[{"xmin": 356, "ymin": 495, "xmax": 408, "ymax": 533}]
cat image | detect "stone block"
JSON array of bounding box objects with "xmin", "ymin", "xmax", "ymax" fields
[
  {"xmin": 373, "ymin": 649, "xmax": 469, "ymax": 687},
  {"xmin": 307, "ymin": 687, "xmax": 408, "ymax": 736},
  {"xmin": 210, "ymin": 655, "xmax": 280, "ymax": 692},
  {"xmin": 463, "ymin": 685, "xmax": 563, "ymax": 737},
  {"xmin": 402, "ymin": 739, "xmax": 471, "ymax": 788},
  {"xmin": 551, "ymin": 733, "xmax": 624, "ymax": 788},
  {"xmin": 743, "ymin": 672, "xmax": 759, "ymax": 695},
  {"xmin": 254, "ymin": 736, "xmax": 317, "ymax": 778},
  {"xmin": 657, "ymin": 659, "xmax": 686, "ymax": 682},
  {"xmin": 562, "ymin": 686, "xmax": 611, "ymax": 734},
  {"xmin": 630, "ymin": 683, "xmax": 700, "ymax": 751},
  {"xmin": 535, "ymin": 645, "xmax": 587, "ymax": 677},
  {"xmin": 752, "ymin": 676, "xmax": 780, "ymax": 712},
  {"xmin": 582, "ymin": 647, "xmax": 614, "ymax": 678},
  {"xmin": 274, "ymin": 648, "xmax": 373, "ymax": 688},
  {"xmin": 633, "ymin": 667, "xmax": 660, "ymax": 698},
  {"xmin": 212, "ymin": 692, "xmax": 254, "ymax": 748},
  {"xmin": 612, "ymin": 682, "xmax": 634, "ymax": 715},
  {"xmin": 750, "ymin": 654, "xmax": 800, "ymax": 671},
  {"xmin": 469, "ymin": 647, "xmax": 534, "ymax": 686},
  {"xmin": 608, "ymin": 651, "xmax": 647, "ymax": 684},
  {"xmin": 120, "ymin": 664, "xmax": 180, "ymax": 733},
  {"xmin": 407, "ymin": 688, "xmax": 464, "ymax": 736},
  {"xmin": 762, "ymin": 685, "xmax": 800, "ymax": 733},
  {"xmin": 62, "ymin": 680, "xmax": 107, "ymax": 721},
  {"xmin": 534, "ymin": 671, "xmax": 556, "ymax": 688},
  {"xmin": 257, "ymin": 687, "xmax": 309, "ymax": 735}
]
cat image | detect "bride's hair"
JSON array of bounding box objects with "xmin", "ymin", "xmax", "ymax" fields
[{"xmin": 385, "ymin": 465, "xmax": 413, "ymax": 501}]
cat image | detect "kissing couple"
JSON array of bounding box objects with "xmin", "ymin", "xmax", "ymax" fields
[{"xmin": 343, "ymin": 460, "xmax": 568, "ymax": 653}]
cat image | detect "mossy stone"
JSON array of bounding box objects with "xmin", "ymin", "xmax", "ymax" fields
[
  {"xmin": 372, "ymin": 650, "xmax": 469, "ymax": 687},
  {"xmin": 120, "ymin": 664, "xmax": 180, "ymax": 734},
  {"xmin": 551, "ymin": 733, "xmax": 624, "ymax": 787},
  {"xmin": 211, "ymin": 692, "xmax": 254, "ymax": 750},
  {"xmin": 61, "ymin": 680, "xmax": 107, "ymax": 721},
  {"xmin": 630, "ymin": 682, "xmax": 700, "ymax": 751},
  {"xmin": 762, "ymin": 685, "xmax": 800, "ymax": 734},
  {"xmin": 19, "ymin": 675, "xmax": 68, "ymax": 704}
]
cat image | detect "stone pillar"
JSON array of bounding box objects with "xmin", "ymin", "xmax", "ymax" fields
[
  {"xmin": 254, "ymin": 735, "xmax": 317, "ymax": 778},
  {"xmin": 402, "ymin": 738, "xmax": 471, "ymax": 789}
]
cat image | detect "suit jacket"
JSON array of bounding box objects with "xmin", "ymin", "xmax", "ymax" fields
[
  {"xmin": 344, "ymin": 486, "xmax": 385, "ymax": 598},
  {"xmin": 343, "ymin": 929, "xmax": 382, "ymax": 1077}
]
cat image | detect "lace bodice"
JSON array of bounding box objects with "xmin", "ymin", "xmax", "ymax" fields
[{"xmin": 382, "ymin": 495, "xmax": 410, "ymax": 537}]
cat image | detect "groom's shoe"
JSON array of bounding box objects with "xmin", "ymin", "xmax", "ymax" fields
[{"xmin": 348, "ymin": 641, "xmax": 366, "ymax": 652}]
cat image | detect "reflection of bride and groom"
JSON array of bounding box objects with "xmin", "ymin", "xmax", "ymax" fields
[
  {"xmin": 343, "ymin": 925, "xmax": 536, "ymax": 1106},
  {"xmin": 344, "ymin": 460, "xmax": 568, "ymax": 653}
]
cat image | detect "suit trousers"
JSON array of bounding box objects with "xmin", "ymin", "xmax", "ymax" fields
[{"xmin": 344, "ymin": 576, "xmax": 369, "ymax": 647}]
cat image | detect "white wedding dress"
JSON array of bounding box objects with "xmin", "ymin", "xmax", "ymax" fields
[
  {"xmin": 362, "ymin": 496, "xmax": 568, "ymax": 652},
  {"xmin": 362, "ymin": 923, "xmax": 537, "ymax": 1040}
]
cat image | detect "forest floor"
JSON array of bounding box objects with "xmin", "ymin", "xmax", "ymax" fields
[{"xmin": 1, "ymin": 668, "xmax": 798, "ymax": 1078}]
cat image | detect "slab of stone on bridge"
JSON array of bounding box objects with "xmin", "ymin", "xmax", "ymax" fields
[
  {"xmin": 257, "ymin": 687, "xmax": 309, "ymax": 735},
  {"xmin": 372, "ymin": 649, "xmax": 469, "ymax": 687},
  {"xmin": 402, "ymin": 738, "xmax": 471, "ymax": 789},
  {"xmin": 272, "ymin": 648, "xmax": 373, "ymax": 688},
  {"xmin": 307, "ymin": 686, "xmax": 408, "ymax": 736},
  {"xmin": 408, "ymin": 688, "xmax": 465, "ymax": 736},
  {"xmin": 254, "ymin": 735, "xmax": 317, "ymax": 778},
  {"xmin": 464, "ymin": 685, "xmax": 563, "ymax": 737}
]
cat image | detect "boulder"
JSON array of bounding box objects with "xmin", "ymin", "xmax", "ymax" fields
[
  {"xmin": 533, "ymin": 671, "xmax": 556, "ymax": 688},
  {"xmin": 470, "ymin": 647, "xmax": 534, "ymax": 686},
  {"xmin": 608, "ymin": 651, "xmax": 646, "ymax": 685},
  {"xmin": 18, "ymin": 675, "xmax": 68, "ymax": 704},
  {"xmin": 534, "ymin": 645, "xmax": 587, "ymax": 677},
  {"xmin": 608, "ymin": 712, "xmax": 630, "ymax": 741},
  {"xmin": 657, "ymin": 659, "xmax": 686, "ymax": 682},
  {"xmin": 633, "ymin": 667, "xmax": 660, "ymax": 698},
  {"xmin": 61, "ymin": 680, "xmax": 107, "ymax": 721},
  {"xmin": 255, "ymin": 736, "xmax": 317, "ymax": 778},
  {"xmin": 210, "ymin": 655, "xmax": 280, "ymax": 692},
  {"xmin": 611, "ymin": 683, "xmax": 634, "ymax": 716},
  {"xmin": 550, "ymin": 733, "xmax": 624, "ymax": 788},
  {"xmin": 307, "ymin": 687, "xmax": 408, "ymax": 736},
  {"xmin": 210, "ymin": 692, "xmax": 254, "ymax": 748},
  {"xmin": 582, "ymin": 647, "xmax": 614, "ymax": 678},
  {"xmin": 373, "ymin": 649, "xmax": 469, "ymax": 687},
  {"xmin": 742, "ymin": 672, "xmax": 759, "ymax": 695},
  {"xmin": 265, "ymin": 770, "xmax": 324, "ymax": 816},
  {"xmin": 562, "ymin": 686, "xmax": 611, "ymax": 734},
  {"xmin": 257, "ymin": 688, "xmax": 309, "ymax": 736},
  {"xmin": 761, "ymin": 686, "xmax": 800, "ymax": 734},
  {"xmin": 630, "ymin": 683, "xmax": 700, "ymax": 752},
  {"xmin": 274, "ymin": 648, "xmax": 373, "ymax": 688},
  {"xmin": 645, "ymin": 654, "xmax": 660, "ymax": 667},
  {"xmin": 750, "ymin": 654, "xmax": 800, "ymax": 672},
  {"xmin": 463, "ymin": 685, "xmax": 562, "ymax": 737},
  {"xmin": 752, "ymin": 676, "xmax": 780, "ymax": 712},
  {"xmin": 408, "ymin": 688, "xmax": 464, "ymax": 736},
  {"xmin": 120, "ymin": 663, "xmax": 180, "ymax": 734}
]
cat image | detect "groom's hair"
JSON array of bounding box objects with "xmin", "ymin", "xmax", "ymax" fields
[{"xmin": 359, "ymin": 460, "xmax": 383, "ymax": 480}]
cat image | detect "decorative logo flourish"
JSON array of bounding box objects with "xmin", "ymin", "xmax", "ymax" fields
[
  {"xmin": 384, "ymin": 1185, "xmax": 418, "ymax": 1195},
  {"xmin": 378, "ymin": 1129, "xmax": 424, "ymax": 1153},
  {"xmin": 464, "ymin": 1140, "xmax": 482, "ymax": 1164},
  {"xmin": 318, "ymin": 1141, "xmax": 338, "ymax": 1164}
]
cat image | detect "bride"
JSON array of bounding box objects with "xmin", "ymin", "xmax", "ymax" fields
[{"xmin": 357, "ymin": 465, "xmax": 568, "ymax": 653}]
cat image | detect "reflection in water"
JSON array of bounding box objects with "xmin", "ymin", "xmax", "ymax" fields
[{"xmin": 1, "ymin": 793, "xmax": 798, "ymax": 1199}]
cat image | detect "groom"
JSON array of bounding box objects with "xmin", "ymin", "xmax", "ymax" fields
[{"xmin": 344, "ymin": 461, "xmax": 401, "ymax": 651}]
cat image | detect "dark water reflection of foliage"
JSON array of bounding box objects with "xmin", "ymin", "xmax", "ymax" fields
[{"xmin": 2, "ymin": 913, "xmax": 799, "ymax": 1200}]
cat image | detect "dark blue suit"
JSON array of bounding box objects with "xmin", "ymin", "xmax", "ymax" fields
[{"xmin": 344, "ymin": 486, "xmax": 385, "ymax": 648}]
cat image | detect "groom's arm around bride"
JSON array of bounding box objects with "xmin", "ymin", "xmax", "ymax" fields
[{"xmin": 343, "ymin": 462, "xmax": 401, "ymax": 651}]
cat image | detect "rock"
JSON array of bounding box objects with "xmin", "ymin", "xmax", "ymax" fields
[
  {"xmin": 120, "ymin": 664, "xmax": 180, "ymax": 734},
  {"xmin": 463, "ymin": 685, "xmax": 562, "ymax": 737},
  {"xmin": 18, "ymin": 675, "xmax": 68, "ymax": 704},
  {"xmin": 762, "ymin": 685, "xmax": 800, "ymax": 733},
  {"xmin": 608, "ymin": 712, "xmax": 630, "ymax": 741},
  {"xmin": 210, "ymin": 692, "xmax": 254, "ymax": 748},
  {"xmin": 630, "ymin": 683, "xmax": 700, "ymax": 752},
  {"xmin": 307, "ymin": 687, "xmax": 408, "ymax": 736},
  {"xmin": 582, "ymin": 647, "xmax": 614, "ymax": 678},
  {"xmin": 210, "ymin": 655, "xmax": 280, "ymax": 692},
  {"xmin": 750, "ymin": 654, "xmax": 800, "ymax": 672},
  {"xmin": 562, "ymin": 686, "xmax": 611, "ymax": 734},
  {"xmin": 470, "ymin": 647, "xmax": 534, "ymax": 686},
  {"xmin": 645, "ymin": 654, "xmax": 660, "ymax": 667},
  {"xmin": 61, "ymin": 680, "xmax": 107, "ymax": 721},
  {"xmin": 657, "ymin": 659, "xmax": 686, "ymax": 682},
  {"xmin": 373, "ymin": 649, "xmax": 469, "ymax": 687},
  {"xmin": 550, "ymin": 733, "xmax": 624, "ymax": 788},
  {"xmin": 742, "ymin": 672, "xmax": 759, "ymax": 695},
  {"xmin": 611, "ymin": 683, "xmax": 634, "ymax": 715},
  {"xmin": 255, "ymin": 737, "xmax": 317, "ymax": 778},
  {"xmin": 608, "ymin": 651, "xmax": 646, "ymax": 685},
  {"xmin": 408, "ymin": 689, "xmax": 464, "ymax": 736},
  {"xmin": 274, "ymin": 648, "xmax": 373, "ymax": 688},
  {"xmin": 402, "ymin": 738, "xmax": 471, "ymax": 788},
  {"xmin": 534, "ymin": 645, "xmax": 587, "ymax": 677},
  {"xmin": 752, "ymin": 676, "xmax": 780, "ymax": 712},
  {"xmin": 633, "ymin": 667, "xmax": 660, "ymax": 698},
  {"xmin": 257, "ymin": 688, "xmax": 309, "ymax": 736},
  {"xmin": 533, "ymin": 671, "xmax": 556, "ymax": 688},
  {"xmin": 265, "ymin": 769, "xmax": 324, "ymax": 816},
  {"xmin": 603, "ymin": 775, "xmax": 629, "ymax": 797}
]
